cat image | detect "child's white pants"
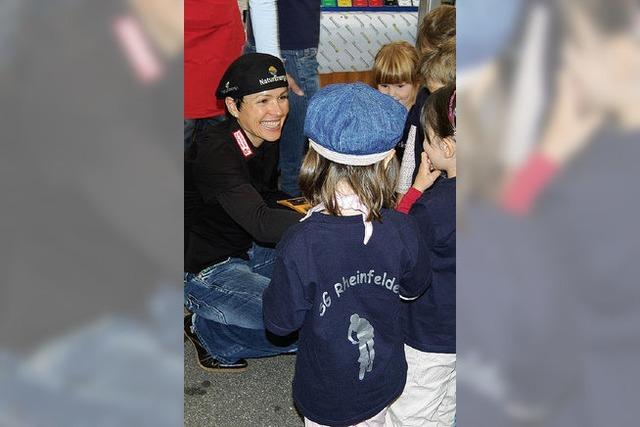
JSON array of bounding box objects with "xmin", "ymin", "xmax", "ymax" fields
[
  {"xmin": 304, "ymin": 407, "xmax": 387, "ymax": 427},
  {"xmin": 386, "ymin": 345, "xmax": 456, "ymax": 426}
]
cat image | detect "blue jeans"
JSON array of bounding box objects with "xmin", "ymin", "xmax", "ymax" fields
[
  {"xmin": 184, "ymin": 244, "xmax": 297, "ymax": 364},
  {"xmin": 244, "ymin": 44, "xmax": 320, "ymax": 196},
  {"xmin": 184, "ymin": 115, "xmax": 225, "ymax": 150},
  {"xmin": 279, "ymin": 48, "xmax": 320, "ymax": 196}
]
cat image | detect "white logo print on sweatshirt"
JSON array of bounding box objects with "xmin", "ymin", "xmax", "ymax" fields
[{"xmin": 348, "ymin": 314, "xmax": 375, "ymax": 381}]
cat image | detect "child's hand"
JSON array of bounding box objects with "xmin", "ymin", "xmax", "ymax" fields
[{"xmin": 412, "ymin": 152, "xmax": 441, "ymax": 192}]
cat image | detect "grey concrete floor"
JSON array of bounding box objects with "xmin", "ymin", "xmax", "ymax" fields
[{"xmin": 184, "ymin": 338, "xmax": 304, "ymax": 426}]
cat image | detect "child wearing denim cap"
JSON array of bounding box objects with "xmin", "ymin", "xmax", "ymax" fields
[
  {"xmin": 263, "ymin": 83, "xmax": 432, "ymax": 426},
  {"xmin": 389, "ymin": 83, "xmax": 457, "ymax": 426}
]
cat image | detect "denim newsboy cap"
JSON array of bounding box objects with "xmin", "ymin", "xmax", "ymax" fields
[{"xmin": 304, "ymin": 83, "xmax": 407, "ymax": 165}]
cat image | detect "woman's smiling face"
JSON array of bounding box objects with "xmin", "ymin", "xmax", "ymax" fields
[{"xmin": 233, "ymin": 87, "xmax": 290, "ymax": 146}]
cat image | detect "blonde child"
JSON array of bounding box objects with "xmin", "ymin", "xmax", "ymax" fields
[
  {"xmin": 263, "ymin": 83, "xmax": 432, "ymax": 426},
  {"xmin": 372, "ymin": 41, "xmax": 421, "ymax": 110}
]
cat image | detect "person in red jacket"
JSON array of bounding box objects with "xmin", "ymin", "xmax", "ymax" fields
[{"xmin": 184, "ymin": 0, "xmax": 245, "ymax": 149}]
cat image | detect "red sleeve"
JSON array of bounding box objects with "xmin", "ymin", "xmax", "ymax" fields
[
  {"xmin": 396, "ymin": 187, "xmax": 423, "ymax": 214},
  {"xmin": 184, "ymin": 0, "xmax": 245, "ymax": 118},
  {"xmin": 499, "ymin": 151, "xmax": 559, "ymax": 216}
]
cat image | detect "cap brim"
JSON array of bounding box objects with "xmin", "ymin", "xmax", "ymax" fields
[{"xmin": 309, "ymin": 139, "xmax": 394, "ymax": 166}]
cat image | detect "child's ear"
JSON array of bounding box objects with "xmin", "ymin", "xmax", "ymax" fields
[
  {"xmin": 225, "ymin": 97, "xmax": 239, "ymax": 118},
  {"xmin": 442, "ymin": 137, "xmax": 456, "ymax": 159}
]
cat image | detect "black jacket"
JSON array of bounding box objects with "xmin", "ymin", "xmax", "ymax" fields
[{"xmin": 184, "ymin": 119, "xmax": 301, "ymax": 273}]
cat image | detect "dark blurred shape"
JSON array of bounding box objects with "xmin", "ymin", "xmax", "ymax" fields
[
  {"xmin": 0, "ymin": 0, "xmax": 182, "ymax": 424},
  {"xmin": 458, "ymin": 0, "xmax": 640, "ymax": 425}
]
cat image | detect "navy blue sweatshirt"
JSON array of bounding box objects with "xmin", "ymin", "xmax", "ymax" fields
[
  {"xmin": 278, "ymin": 0, "xmax": 320, "ymax": 50},
  {"xmin": 248, "ymin": 0, "xmax": 320, "ymax": 51},
  {"xmin": 407, "ymin": 176, "xmax": 456, "ymax": 353},
  {"xmin": 263, "ymin": 209, "xmax": 432, "ymax": 425}
]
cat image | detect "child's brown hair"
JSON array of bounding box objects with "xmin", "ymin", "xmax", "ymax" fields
[
  {"xmin": 416, "ymin": 5, "xmax": 456, "ymax": 56},
  {"xmin": 299, "ymin": 147, "xmax": 399, "ymax": 222},
  {"xmin": 419, "ymin": 39, "xmax": 456, "ymax": 91},
  {"xmin": 421, "ymin": 83, "xmax": 456, "ymax": 145}
]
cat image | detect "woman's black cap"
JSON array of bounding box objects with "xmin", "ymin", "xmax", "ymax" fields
[{"xmin": 215, "ymin": 53, "xmax": 288, "ymax": 99}]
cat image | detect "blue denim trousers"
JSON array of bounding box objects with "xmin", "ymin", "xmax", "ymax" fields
[
  {"xmin": 279, "ymin": 47, "xmax": 320, "ymax": 196},
  {"xmin": 184, "ymin": 244, "xmax": 297, "ymax": 364}
]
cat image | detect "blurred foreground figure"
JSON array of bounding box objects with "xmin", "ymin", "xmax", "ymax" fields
[
  {"xmin": 457, "ymin": 0, "xmax": 640, "ymax": 426},
  {"xmin": 0, "ymin": 0, "xmax": 183, "ymax": 424}
]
